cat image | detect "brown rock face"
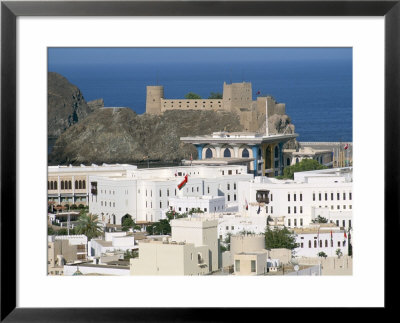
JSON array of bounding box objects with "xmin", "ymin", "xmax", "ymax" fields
[
  {"xmin": 48, "ymin": 108, "xmax": 244, "ymax": 165},
  {"xmin": 48, "ymin": 72, "xmax": 93, "ymax": 138}
]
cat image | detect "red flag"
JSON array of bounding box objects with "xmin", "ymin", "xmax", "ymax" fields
[
  {"xmin": 344, "ymin": 144, "xmax": 349, "ymax": 150},
  {"xmin": 177, "ymin": 174, "xmax": 188, "ymax": 190},
  {"xmin": 344, "ymin": 231, "xmax": 347, "ymax": 239}
]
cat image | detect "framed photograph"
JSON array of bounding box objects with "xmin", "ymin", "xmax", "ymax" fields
[{"xmin": 1, "ymin": 0, "xmax": 398, "ymax": 320}]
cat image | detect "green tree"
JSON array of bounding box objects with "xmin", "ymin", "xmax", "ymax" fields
[
  {"xmin": 184, "ymin": 92, "xmax": 202, "ymax": 99},
  {"xmin": 208, "ymin": 92, "xmax": 222, "ymax": 99},
  {"xmin": 48, "ymin": 226, "xmax": 55, "ymax": 235},
  {"xmin": 70, "ymin": 204, "xmax": 78, "ymax": 210},
  {"xmin": 318, "ymin": 251, "xmax": 328, "ymax": 258},
  {"xmin": 222, "ymin": 233, "xmax": 232, "ymax": 251},
  {"xmin": 121, "ymin": 215, "xmax": 140, "ymax": 232},
  {"xmin": 123, "ymin": 249, "xmax": 139, "ymax": 260},
  {"xmin": 146, "ymin": 219, "xmax": 171, "ymax": 235},
  {"xmin": 281, "ymin": 159, "xmax": 327, "ymax": 179},
  {"xmin": 265, "ymin": 227, "xmax": 298, "ymax": 250},
  {"xmin": 312, "ymin": 216, "xmax": 329, "ymax": 224},
  {"xmin": 75, "ymin": 212, "xmax": 103, "ymax": 240}
]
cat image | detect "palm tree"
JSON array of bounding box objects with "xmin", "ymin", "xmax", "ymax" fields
[{"xmin": 75, "ymin": 212, "xmax": 103, "ymax": 241}]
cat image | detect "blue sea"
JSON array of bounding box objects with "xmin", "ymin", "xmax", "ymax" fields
[{"xmin": 49, "ymin": 59, "xmax": 352, "ymax": 142}]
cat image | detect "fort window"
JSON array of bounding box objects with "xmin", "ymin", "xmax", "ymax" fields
[
  {"xmin": 224, "ymin": 149, "xmax": 231, "ymax": 158},
  {"xmin": 242, "ymin": 148, "xmax": 249, "ymax": 158}
]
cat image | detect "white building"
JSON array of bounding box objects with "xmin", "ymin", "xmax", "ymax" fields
[
  {"xmin": 191, "ymin": 212, "xmax": 268, "ymax": 242},
  {"xmin": 89, "ymin": 165, "xmax": 253, "ymax": 225},
  {"xmin": 63, "ymin": 263, "xmax": 130, "ymax": 276},
  {"xmin": 89, "ymin": 231, "xmax": 136, "ymax": 257},
  {"xmin": 166, "ymin": 196, "xmax": 225, "ymax": 215},
  {"xmin": 238, "ymin": 167, "xmax": 353, "ymax": 228},
  {"xmin": 293, "ymin": 224, "xmax": 349, "ymax": 258}
]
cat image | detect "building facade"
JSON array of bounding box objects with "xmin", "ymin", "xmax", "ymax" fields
[
  {"xmin": 88, "ymin": 165, "xmax": 253, "ymax": 225},
  {"xmin": 238, "ymin": 168, "xmax": 353, "ymax": 228},
  {"xmin": 181, "ymin": 131, "xmax": 298, "ymax": 177}
]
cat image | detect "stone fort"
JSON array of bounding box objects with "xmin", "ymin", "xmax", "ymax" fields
[{"xmin": 146, "ymin": 82, "xmax": 286, "ymax": 132}]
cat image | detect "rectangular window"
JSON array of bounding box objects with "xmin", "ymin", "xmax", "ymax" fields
[
  {"xmin": 331, "ymin": 193, "xmax": 334, "ymax": 200},
  {"xmin": 300, "ymin": 193, "xmax": 302, "ymax": 201},
  {"xmin": 294, "ymin": 194, "xmax": 296, "ymax": 201},
  {"xmin": 234, "ymin": 183, "xmax": 237, "ymax": 190},
  {"xmin": 319, "ymin": 193, "xmax": 322, "ymax": 201},
  {"xmin": 349, "ymin": 220, "xmax": 352, "ymax": 228},
  {"xmin": 288, "ymin": 194, "xmax": 290, "ymax": 202},
  {"xmin": 336, "ymin": 220, "xmax": 339, "ymax": 226},
  {"xmin": 294, "ymin": 219, "xmax": 297, "ymax": 226},
  {"xmin": 288, "ymin": 219, "xmax": 291, "ymax": 227},
  {"xmin": 342, "ymin": 220, "xmax": 346, "ymax": 227},
  {"xmin": 167, "ymin": 189, "xmax": 169, "ymax": 197},
  {"xmin": 300, "ymin": 206, "xmax": 303, "ymax": 214},
  {"xmin": 294, "ymin": 206, "xmax": 297, "ymax": 214},
  {"xmin": 160, "ymin": 202, "xmax": 162, "ymax": 208},
  {"xmin": 325, "ymin": 240, "xmax": 328, "ymax": 247},
  {"xmin": 349, "ymin": 192, "xmax": 352, "ymax": 200},
  {"xmin": 228, "ymin": 170, "xmax": 232, "ymax": 175},
  {"xmin": 331, "ymin": 240, "xmax": 333, "ymax": 247},
  {"xmin": 207, "ymin": 187, "xmax": 210, "ymax": 194},
  {"xmin": 251, "ymin": 260, "xmax": 256, "ymax": 273},
  {"xmin": 228, "ymin": 195, "xmax": 230, "ymax": 201},
  {"xmin": 231, "ymin": 226, "xmax": 234, "ymax": 230},
  {"xmin": 226, "ymin": 226, "xmax": 229, "ymax": 230},
  {"xmin": 234, "ymin": 194, "xmax": 236, "ymax": 201},
  {"xmin": 338, "ymin": 241, "xmax": 341, "ymax": 247},
  {"xmin": 204, "ymin": 208, "xmax": 207, "ymax": 212},
  {"xmin": 300, "ymin": 218, "xmax": 303, "ymax": 226},
  {"xmin": 266, "ymin": 206, "xmax": 268, "ymax": 213},
  {"xmin": 325, "ymin": 193, "xmax": 328, "ymax": 201},
  {"xmin": 235, "ymin": 260, "xmax": 240, "ymax": 272},
  {"xmin": 227, "ymin": 184, "xmax": 230, "ymax": 190},
  {"xmin": 313, "ymin": 193, "xmax": 315, "ymax": 201},
  {"xmin": 343, "ymin": 192, "xmax": 346, "ymax": 200},
  {"xmin": 337, "ymin": 193, "xmax": 340, "ymax": 200},
  {"xmin": 159, "ymin": 190, "xmax": 162, "ymax": 197},
  {"xmin": 288, "ymin": 206, "xmax": 290, "ymax": 214},
  {"xmin": 337, "ymin": 205, "xmax": 340, "ymax": 209},
  {"xmin": 270, "ymin": 194, "xmax": 273, "ymax": 202},
  {"xmin": 301, "ymin": 243, "xmax": 304, "ymax": 248},
  {"xmin": 271, "ymin": 206, "xmax": 273, "ymax": 214}
]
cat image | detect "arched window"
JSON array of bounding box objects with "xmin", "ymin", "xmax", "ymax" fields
[
  {"xmin": 61, "ymin": 181, "xmax": 64, "ymax": 190},
  {"xmin": 82, "ymin": 180, "xmax": 86, "ymax": 189},
  {"xmin": 75, "ymin": 180, "xmax": 78, "ymax": 189},
  {"xmin": 224, "ymin": 148, "xmax": 231, "ymax": 158},
  {"xmin": 287, "ymin": 158, "xmax": 291, "ymax": 166},
  {"xmin": 314, "ymin": 240, "xmax": 317, "ymax": 248},
  {"xmin": 275, "ymin": 146, "xmax": 279, "ymax": 158},
  {"xmin": 296, "ymin": 158, "xmax": 300, "ymax": 164},
  {"xmin": 54, "ymin": 181, "xmax": 57, "ymax": 189},
  {"xmin": 205, "ymin": 148, "xmax": 213, "ymax": 159},
  {"xmin": 68, "ymin": 181, "xmax": 72, "ymax": 189},
  {"xmin": 79, "ymin": 180, "xmax": 82, "ymax": 189},
  {"xmin": 242, "ymin": 148, "xmax": 249, "ymax": 158},
  {"xmin": 309, "ymin": 240, "xmax": 312, "ymax": 248},
  {"xmin": 48, "ymin": 181, "xmax": 51, "ymax": 190}
]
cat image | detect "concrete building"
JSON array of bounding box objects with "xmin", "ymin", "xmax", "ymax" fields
[
  {"xmin": 181, "ymin": 131, "xmax": 298, "ymax": 176},
  {"xmin": 283, "ymin": 146, "xmax": 333, "ymax": 167},
  {"xmin": 146, "ymin": 81, "xmax": 287, "ymax": 131},
  {"xmin": 47, "ymin": 235, "xmax": 88, "ymax": 275},
  {"xmin": 293, "ymin": 224, "xmax": 349, "ymax": 258},
  {"xmin": 166, "ymin": 195, "xmax": 225, "ymax": 214},
  {"xmin": 89, "ymin": 165, "xmax": 253, "ymax": 225},
  {"xmin": 130, "ymin": 218, "xmax": 219, "ymax": 275},
  {"xmin": 48, "ymin": 163, "xmax": 138, "ymax": 206},
  {"xmin": 89, "ymin": 231, "xmax": 137, "ymax": 257},
  {"xmin": 238, "ymin": 167, "xmax": 353, "ymax": 228},
  {"xmin": 234, "ymin": 251, "xmax": 268, "ymax": 275}
]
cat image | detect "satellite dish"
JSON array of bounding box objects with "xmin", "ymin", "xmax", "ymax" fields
[{"xmin": 294, "ymin": 265, "xmax": 299, "ymax": 272}]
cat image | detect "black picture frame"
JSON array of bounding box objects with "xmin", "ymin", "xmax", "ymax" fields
[{"xmin": 1, "ymin": 0, "xmax": 398, "ymax": 321}]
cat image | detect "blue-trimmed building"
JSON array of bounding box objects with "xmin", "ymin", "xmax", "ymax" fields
[{"xmin": 180, "ymin": 131, "xmax": 298, "ymax": 177}]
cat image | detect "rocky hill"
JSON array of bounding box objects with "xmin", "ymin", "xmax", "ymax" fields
[
  {"xmin": 48, "ymin": 72, "xmax": 96, "ymax": 138},
  {"xmin": 48, "ymin": 108, "xmax": 245, "ymax": 165},
  {"xmin": 48, "ymin": 73, "xmax": 297, "ymax": 165}
]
